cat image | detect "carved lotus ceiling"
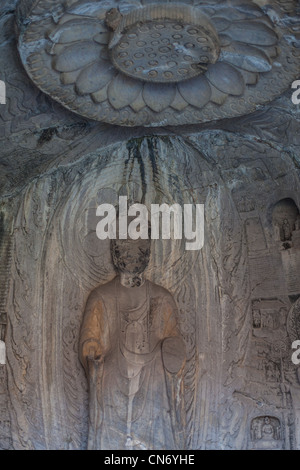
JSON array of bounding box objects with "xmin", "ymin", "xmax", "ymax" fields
[{"xmin": 17, "ymin": 0, "xmax": 300, "ymax": 127}]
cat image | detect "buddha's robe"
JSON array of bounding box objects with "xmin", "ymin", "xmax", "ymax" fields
[{"xmin": 79, "ymin": 277, "xmax": 186, "ymax": 450}]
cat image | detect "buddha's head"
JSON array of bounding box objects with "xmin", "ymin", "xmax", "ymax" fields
[
  {"xmin": 111, "ymin": 211, "xmax": 151, "ymax": 278},
  {"xmin": 111, "ymin": 237, "xmax": 151, "ymax": 276}
]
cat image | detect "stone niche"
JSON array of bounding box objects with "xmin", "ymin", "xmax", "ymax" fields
[
  {"xmin": 0, "ymin": 0, "xmax": 300, "ymax": 451},
  {"xmin": 250, "ymin": 416, "xmax": 282, "ymax": 450},
  {"xmin": 272, "ymin": 198, "xmax": 300, "ymax": 246}
]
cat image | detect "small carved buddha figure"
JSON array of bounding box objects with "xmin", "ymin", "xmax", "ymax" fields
[
  {"xmin": 79, "ymin": 235, "xmax": 186, "ymax": 450},
  {"xmin": 282, "ymin": 218, "xmax": 291, "ymax": 241},
  {"xmin": 261, "ymin": 417, "xmax": 275, "ymax": 440}
]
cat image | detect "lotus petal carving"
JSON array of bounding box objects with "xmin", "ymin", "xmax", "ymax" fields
[{"xmin": 17, "ymin": 0, "xmax": 300, "ymax": 127}]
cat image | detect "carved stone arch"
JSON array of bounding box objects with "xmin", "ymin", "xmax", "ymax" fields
[
  {"xmin": 250, "ymin": 415, "xmax": 283, "ymax": 449},
  {"xmin": 5, "ymin": 124, "xmax": 300, "ymax": 448},
  {"xmin": 261, "ymin": 192, "xmax": 300, "ymax": 245},
  {"xmin": 6, "ymin": 136, "xmax": 212, "ymax": 449},
  {"xmin": 272, "ymin": 198, "xmax": 299, "ymax": 242},
  {"xmin": 266, "ymin": 191, "xmax": 300, "ymax": 226}
]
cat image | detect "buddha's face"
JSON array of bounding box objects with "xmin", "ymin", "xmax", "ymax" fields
[{"xmin": 111, "ymin": 238, "xmax": 151, "ymax": 275}]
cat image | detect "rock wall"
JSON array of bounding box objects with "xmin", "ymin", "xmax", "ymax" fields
[{"xmin": 0, "ymin": 0, "xmax": 300, "ymax": 450}]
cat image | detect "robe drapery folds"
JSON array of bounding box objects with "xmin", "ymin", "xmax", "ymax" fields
[{"xmin": 79, "ymin": 277, "xmax": 186, "ymax": 450}]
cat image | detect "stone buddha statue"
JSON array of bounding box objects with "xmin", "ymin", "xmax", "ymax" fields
[{"xmin": 79, "ymin": 236, "xmax": 186, "ymax": 450}]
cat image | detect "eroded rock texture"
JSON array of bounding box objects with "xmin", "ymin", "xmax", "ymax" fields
[
  {"xmin": 0, "ymin": 0, "xmax": 300, "ymax": 450},
  {"xmin": 16, "ymin": 0, "xmax": 300, "ymax": 126}
]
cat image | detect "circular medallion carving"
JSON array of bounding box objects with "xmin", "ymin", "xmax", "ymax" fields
[
  {"xmin": 111, "ymin": 21, "xmax": 218, "ymax": 83},
  {"xmin": 108, "ymin": 5, "xmax": 219, "ymax": 83},
  {"xmin": 17, "ymin": 0, "xmax": 300, "ymax": 127}
]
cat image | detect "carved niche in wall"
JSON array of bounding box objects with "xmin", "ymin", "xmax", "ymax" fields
[
  {"xmin": 79, "ymin": 235, "xmax": 186, "ymax": 450},
  {"xmin": 250, "ymin": 416, "xmax": 282, "ymax": 449},
  {"xmin": 16, "ymin": 0, "xmax": 300, "ymax": 126},
  {"xmin": 272, "ymin": 198, "xmax": 300, "ymax": 249}
]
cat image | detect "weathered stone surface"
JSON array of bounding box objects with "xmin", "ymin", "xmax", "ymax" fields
[
  {"xmin": 0, "ymin": 0, "xmax": 300, "ymax": 451},
  {"xmin": 0, "ymin": 132, "xmax": 298, "ymax": 450},
  {"xmin": 16, "ymin": 0, "xmax": 300, "ymax": 126},
  {"xmin": 79, "ymin": 236, "xmax": 186, "ymax": 450}
]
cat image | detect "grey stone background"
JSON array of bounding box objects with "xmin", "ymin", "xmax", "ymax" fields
[{"xmin": 1, "ymin": 0, "xmax": 300, "ymax": 449}]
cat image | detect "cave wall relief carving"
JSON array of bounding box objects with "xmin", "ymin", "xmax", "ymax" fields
[
  {"xmin": 250, "ymin": 416, "xmax": 282, "ymax": 450},
  {"xmin": 5, "ymin": 137, "xmax": 212, "ymax": 449},
  {"xmin": 0, "ymin": 207, "xmax": 14, "ymax": 449},
  {"xmin": 0, "ymin": 0, "xmax": 300, "ymax": 451},
  {"xmin": 79, "ymin": 236, "xmax": 186, "ymax": 450},
  {"xmin": 0, "ymin": 132, "xmax": 298, "ymax": 450},
  {"xmin": 16, "ymin": 0, "xmax": 300, "ymax": 126},
  {"xmin": 227, "ymin": 193, "xmax": 300, "ymax": 450}
]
